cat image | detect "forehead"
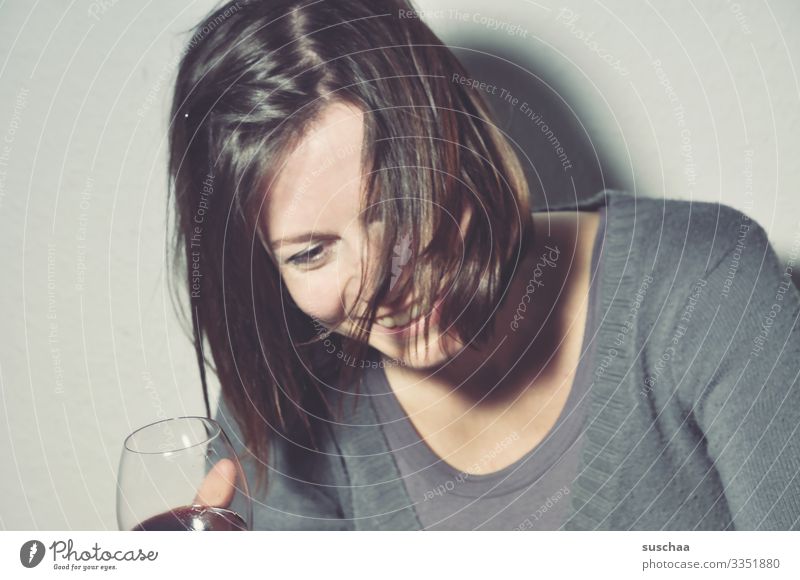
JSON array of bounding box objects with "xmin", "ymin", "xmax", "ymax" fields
[{"xmin": 265, "ymin": 102, "xmax": 366, "ymax": 246}]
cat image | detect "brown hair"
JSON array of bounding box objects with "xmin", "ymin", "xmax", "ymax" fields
[{"xmin": 168, "ymin": 0, "xmax": 533, "ymax": 493}]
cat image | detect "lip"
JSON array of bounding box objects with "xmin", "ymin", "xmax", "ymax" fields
[{"xmin": 372, "ymin": 295, "xmax": 445, "ymax": 336}]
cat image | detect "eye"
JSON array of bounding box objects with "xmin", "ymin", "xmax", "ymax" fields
[{"xmin": 286, "ymin": 243, "xmax": 330, "ymax": 269}]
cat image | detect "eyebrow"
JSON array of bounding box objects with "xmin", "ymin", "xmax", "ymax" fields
[{"xmin": 270, "ymin": 231, "xmax": 338, "ymax": 249}]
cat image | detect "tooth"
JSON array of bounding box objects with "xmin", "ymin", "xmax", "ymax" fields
[
  {"xmin": 378, "ymin": 316, "xmax": 396, "ymax": 328},
  {"xmin": 394, "ymin": 310, "xmax": 412, "ymax": 327},
  {"xmin": 410, "ymin": 304, "xmax": 421, "ymax": 320}
]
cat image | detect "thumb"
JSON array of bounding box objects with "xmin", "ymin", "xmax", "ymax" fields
[{"xmin": 194, "ymin": 458, "xmax": 237, "ymax": 508}]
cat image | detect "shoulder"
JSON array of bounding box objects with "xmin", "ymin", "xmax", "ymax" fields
[
  {"xmin": 605, "ymin": 191, "xmax": 781, "ymax": 312},
  {"xmin": 549, "ymin": 189, "xmax": 762, "ymax": 272},
  {"xmin": 608, "ymin": 192, "xmax": 763, "ymax": 273},
  {"xmin": 602, "ymin": 194, "xmax": 785, "ymax": 383},
  {"xmin": 623, "ymin": 196, "xmax": 795, "ymax": 402}
]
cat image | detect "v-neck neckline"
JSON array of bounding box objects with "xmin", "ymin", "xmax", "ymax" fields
[
  {"xmin": 335, "ymin": 189, "xmax": 637, "ymax": 530},
  {"xmin": 367, "ymin": 205, "xmax": 606, "ymax": 502}
]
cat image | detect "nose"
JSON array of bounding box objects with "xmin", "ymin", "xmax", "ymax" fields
[
  {"xmin": 344, "ymin": 220, "xmax": 424, "ymax": 320},
  {"xmin": 378, "ymin": 262, "xmax": 416, "ymax": 316},
  {"xmin": 334, "ymin": 230, "xmax": 385, "ymax": 323}
]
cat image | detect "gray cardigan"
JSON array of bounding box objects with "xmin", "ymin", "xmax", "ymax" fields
[{"xmin": 215, "ymin": 189, "xmax": 800, "ymax": 530}]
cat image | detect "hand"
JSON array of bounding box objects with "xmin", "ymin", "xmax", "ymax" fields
[{"xmin": 193, "ymin": 458, "xmax": 237, "ymax": 508}]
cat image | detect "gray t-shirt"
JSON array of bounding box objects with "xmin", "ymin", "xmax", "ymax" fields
[{"xmin": 363, "ymin": 207, "xmax": 607, "ymax": 530}]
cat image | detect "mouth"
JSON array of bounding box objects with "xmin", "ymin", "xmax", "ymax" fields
[{"xmin": 373, "ymin": 295, "xmax": 445, "ymax": 334}]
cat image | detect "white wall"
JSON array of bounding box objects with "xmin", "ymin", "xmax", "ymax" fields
[
  {"xmin": 417, "ymin": 0, "xmax": 800, "ymax": 256},
  {"xmin": 0, "ymin": 0, "xmax": 797, "ymax": 530}
]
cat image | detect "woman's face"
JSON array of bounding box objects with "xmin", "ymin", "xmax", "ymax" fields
[{"xmin": 264, "ymin": 102, "xmax": 462, "ymax": 369}]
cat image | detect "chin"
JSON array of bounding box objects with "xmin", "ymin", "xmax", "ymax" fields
[
  {"xmin": 366, "ymin": 294, "xmax": 460, "ymax": 368},
  {"xmin": 370, "ymin": 331, "xmax": 462, "ymax": 371}
]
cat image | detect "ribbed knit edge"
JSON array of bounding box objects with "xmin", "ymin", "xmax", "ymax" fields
[
  {"xmin": 344, "ymin": 188, "xmax": 642, "ymax": 530},
  {"xmin": 551, "ymin": 189, "xmax": 643, "ymax": 530}
]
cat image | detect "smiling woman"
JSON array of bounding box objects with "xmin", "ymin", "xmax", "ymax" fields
[
  {"xmin": 261, "ymin": 101, "xmax": 486, "ymax": 370},
  {"xmin": 169, "ymin": 0, "xmax": 532, "ymax": 497},
  {"xmin": 167, "ymin": 0, "xmax": 800, "ymax": 531}
]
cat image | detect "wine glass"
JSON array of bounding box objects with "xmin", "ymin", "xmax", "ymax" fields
[{"xmin": 117, "ymin": 416, "xmax": 253, "ymax": 531}]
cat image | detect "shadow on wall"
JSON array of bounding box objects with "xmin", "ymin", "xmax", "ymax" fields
[
  {"xmin": 449, "ymin": 38, "xmax": 800, "ymax": 292},
  {"xmin": 450, "ymin": 37, "xmax": 626, "ymax": 209}
]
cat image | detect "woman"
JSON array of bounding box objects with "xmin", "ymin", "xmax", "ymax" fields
[{"xmin": 170, "ymin": 0, "xmax": 800, "ymax": 530}]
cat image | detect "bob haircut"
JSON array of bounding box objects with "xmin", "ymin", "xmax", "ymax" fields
[{"xmin": 168, "ymin": 0, "xmax": 534, "ymax": 492}]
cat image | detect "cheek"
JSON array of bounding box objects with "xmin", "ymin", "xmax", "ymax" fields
[
  {"xmin": 283, "ymin": 272, "xmax": 349, "ymax": 326},
  {"xmin": 279, "ymin": 230, "xmax": 381, "ymax": 327}
]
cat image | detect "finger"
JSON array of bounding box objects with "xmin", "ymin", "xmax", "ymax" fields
[{"xmin": 193, "ymin": 458, "xmax": 237, "ymax": 508}]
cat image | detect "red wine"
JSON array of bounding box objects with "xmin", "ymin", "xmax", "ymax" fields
[{"xmin": 132, "ymin": 506, "xmax": 247, "ymax": 531}]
